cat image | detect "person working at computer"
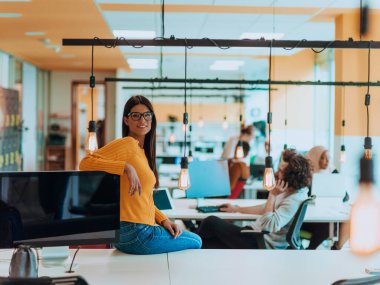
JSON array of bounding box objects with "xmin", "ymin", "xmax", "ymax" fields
[
  {"xmin": 301, "ymin": 145, "xmax": 349, "ymax": 250},
  {"xmin": 221, "ymin": 124, "xmax": 254, "ymax": 159},
  {"xmin": 228, "ymin": 141, "xmax": 250, "ymax": 199},
  {"xmin": 80, "ymin": 95, "xmax": 201, "ymax": 254},
  {"xmin": 197, "ymin": 149, "xmax": 312, "ymax": 249}
]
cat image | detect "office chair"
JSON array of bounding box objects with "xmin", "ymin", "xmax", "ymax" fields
[
  {"xmin": 332, "ymin": 275, "xmax": 380, "ymax": 285},
  {"xmin": 228, "ymin": 179, "xmax": 247, "ymax": 199},
  {"xmin": 0, "ymin": 276, "xmax": 89, "ymax": 285},
  {"xmin": 241, "ymin": 195, "xmax": 316, "ymax": 249}
]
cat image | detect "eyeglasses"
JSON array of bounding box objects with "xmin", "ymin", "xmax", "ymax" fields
[{"xmin": 127, "ymin": 111, "xmax": 154, "ymax": 121}]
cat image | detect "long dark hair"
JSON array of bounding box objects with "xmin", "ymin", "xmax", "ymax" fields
[{"xmin": 122, "ymin": 95, "xmax": 159, "ymax": 188}]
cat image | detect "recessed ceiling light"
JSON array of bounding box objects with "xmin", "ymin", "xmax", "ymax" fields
[
  {"xmin": 0, "ymin": 13, "xmax": 22, "ymax": 18},
  {"xmin": 210, "ymin": 60, "xmax": 245, "ymax": 71},
  {"xmin": 127, "ymin": 59, "xmax": 158, "ymax": 69},
  {"xmin": 240, "ymin": 32, "xmax": 284, "ymax": 40},
  {"xmin": 25, "ymin": 31, "xmax": 45, "ymax": 36},
  {"xmin": 113, "ymin": 30, "xmax": 156, "ymax": 39}
]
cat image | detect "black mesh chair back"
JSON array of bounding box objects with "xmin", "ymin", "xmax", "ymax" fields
[{"xmin": 286, "ymin": 195, "xmax": 316, "ymax": 250}]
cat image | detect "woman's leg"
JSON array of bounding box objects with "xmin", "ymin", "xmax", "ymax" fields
[
  {"xmin": 332, "ymin": 222, "xmax": 349, "ymax": 250},
  {"xmin": 116, "ymin": 222, "xmax": 202, "ymax": 255},
  {"xmin": 197, "ymin": 216, "xmax": 258, "ymax": 249}
]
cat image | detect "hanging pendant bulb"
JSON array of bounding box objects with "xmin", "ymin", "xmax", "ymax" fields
[
  {"xmin": 340, "ymin": 145, "xmax": 346, "ymax": 163},
  {"xmin": 188, "ymin": 150, "xmax": 193, "ymax": 162},
  {"xmin": 235, "ymin": 141, "xmax": 244, "ymax": 159},
  {"xmin": 178, "ymin": 157, "xmax": 191, "ymax": 190},
  {"xmin": 263, "ymin": 156, "xmax": 276, "ymax": 191},
  {"xmin": 85, "ymin": 120, "xmax": 98, "ymax": 154},
  {"xmin": 222, "ymin": 116, "xmax": 229, "ymax": 129},
  {"xmin": 350, "ymin": 155, "xmax": 380, "ymax": 254},
  {"xmin": 364, "ymin": 136, "xmax": 372, "ymax": 160},
  {"xmin": 169, "ymin": 133, "xmax": 176, "ymax": 144},
  {"xmin": 198, "ymin": 117, "xmax": 204, "ymax": 128},
  {"xmin": 86, "ymin": 44, "xmax": 98, "ymax": 154}
]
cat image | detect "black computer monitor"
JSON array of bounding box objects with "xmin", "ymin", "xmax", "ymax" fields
[
  {"xmin": 0, "ymin": 171, "xmax": 120, "ymax": 248},
  {"xmin": 186, "ymin": 160, "xmax": 230, "ymax": 198},
  {"xmin": 250, "ymin": 164, "xmax": 265, "ymax": 179}
]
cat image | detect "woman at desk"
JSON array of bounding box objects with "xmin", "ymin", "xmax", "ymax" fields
[
  {"xmin": 301, "ymin": 146, "xmax": 349, "ymax": 250},
  {"xmin": 197, "ymin": 150, "xmax": 312, "ymax": 249},
  {"xmin": 80, "ymin": 95, "xmax": 201, "ymax": 254},
  {"xmin": 228, "ymin": 141, "xmax": 250, "ymax": 199}
]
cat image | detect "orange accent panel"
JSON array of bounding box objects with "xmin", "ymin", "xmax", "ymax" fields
[{"xmin": 99, "ymin": 3, "xmax": 317, "ymax": 15}]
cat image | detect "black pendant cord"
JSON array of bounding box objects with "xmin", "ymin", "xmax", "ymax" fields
[
  {"xmin": 183, "ymin": 43, "xmax": 188, "ymax": 158},
  {"xmin": 267, "ymin": 40, "xmax": 273, "ymax": 157},
  {"xmin": 366, "ymin": 41, "xmax": 371, "ymax": 138},
  {"xmin": 342, "ymin": 86, "xmax": 346, "ymax": 146},
  {"xmin": 360, "ymin": 0, "xmax": 363, "ymax": 41},
  {"xmin": 90, "ymin": 44, "xmax": 95, "ymax": 121},
  {"xmin": 284, "ymin": 85, "xmax": 288, "ymax": 147},
  {"xmin": 160, "ymin": 0, "xmax": 165, "ymax": 79}
]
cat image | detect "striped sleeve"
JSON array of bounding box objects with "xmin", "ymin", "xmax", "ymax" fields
[{"xmin": 79, "ymin": 138, "xmax": 127, "ymax": 175}]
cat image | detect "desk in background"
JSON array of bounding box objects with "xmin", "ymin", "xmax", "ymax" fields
[{"xmin": 163, "ymin": 198, "xmax": 350, "ymax": 223}]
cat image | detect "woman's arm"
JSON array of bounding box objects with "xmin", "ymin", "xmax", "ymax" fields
[
  {"xmin": 79, "ymin": 138, "xmax": 127, "ymax": 176},
  {"xmin": 219, "ymin": 203, "xmax": 265, "ymax": 215}
]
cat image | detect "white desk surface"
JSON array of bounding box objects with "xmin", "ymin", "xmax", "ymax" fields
[
  {"xmin": 2, "ymin": 249, "xmax": 379, "ymax": 285},
  {"xmin": 163, "ymin": 198, "xmax": 350, "ymax": 223},
  {"xmin": 0, "ymin": 249, "xmax": 170, "ymax": 285},
  {"xmin": 168, "ymin": 249, "xmax": 380, "ymax": 285}
]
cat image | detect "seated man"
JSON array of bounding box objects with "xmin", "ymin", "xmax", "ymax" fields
[{"xmin": 197, "ymin": 149, "xmax": 312, "ymax": 249}]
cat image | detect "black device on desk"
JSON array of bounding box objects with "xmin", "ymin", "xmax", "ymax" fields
[{"xmin": 196, "ymin": 205, "xmax": 221, "ymax": 213}]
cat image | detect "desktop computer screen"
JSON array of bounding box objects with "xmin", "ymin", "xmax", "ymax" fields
[
  {"xmin": 186, "ymin": 160, "xmax": 230, "ymax": 198},
  {"xmin": 0, "ymin": 171, "xmax": 120, "ymax": 248}
]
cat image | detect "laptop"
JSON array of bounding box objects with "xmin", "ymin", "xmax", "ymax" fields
[
  {"xmin": 311, "ymin": 173, "xmax": 346, "ymax": 199},
  {"xmin": 153, "ymin": 188, "xmax": 174, "ymax": 210}
]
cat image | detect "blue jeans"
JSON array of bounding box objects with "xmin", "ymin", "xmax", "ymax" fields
[{"xmin": 115, "ymin": 222, "xmax": 202, "ymax": 255}]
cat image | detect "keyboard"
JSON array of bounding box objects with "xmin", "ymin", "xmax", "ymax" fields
[{"xmin": 196, "ymin": 206, "xmax": 221, "ymax": 213}]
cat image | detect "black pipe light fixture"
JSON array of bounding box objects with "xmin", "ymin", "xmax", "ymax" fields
[
  {"xmin": 263, "ymin": 41, "xmax": 276, "ymax": 191},
  {"xmin": 349, "ymin": 41, "xmax": 380, "ymax": 254},
  {"xmin": 340, "ymin": 86, "xmax": 346, "ymax": 163},
  {"xmin": 85, "ymin": 44, "xmax": 98, "ymax": 154},
  {"xmin": 178, "ymin": 43, "xmax": 191, "ymax": 191}
]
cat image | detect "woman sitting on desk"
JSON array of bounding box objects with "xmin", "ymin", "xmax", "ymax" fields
[
  {"xmin": 80, "ymin": 95, "xmax": 201, "ymax": 255},
  {"xmin": 228, "ymin": 141, "xmax": 250, "ymax": 199},
  {"xmin": 197, "ymin": 149, "xmax": 312, "ymax": 249},
  {"xmin": 301, "ymin": 145, "xmax": 349, "ymax": 250}
]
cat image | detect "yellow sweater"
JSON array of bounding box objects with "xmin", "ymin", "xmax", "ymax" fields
[{"xmin": 79, "ymin": 136, "xmax": 167, "ymax": 226}]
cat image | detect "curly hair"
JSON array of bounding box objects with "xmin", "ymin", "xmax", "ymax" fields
[{"xmin": 282, "ymin": 154, "xmax": 312, "ymax": 190}]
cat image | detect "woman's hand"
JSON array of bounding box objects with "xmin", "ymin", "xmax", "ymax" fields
[
  {"xmin": 219, "ymin": 203, "xmax": 238, "ymax": 213},
  {"xmin": 161, "ymin": 219, "xmax": 182, "ymax": 238},
  {"xmin": 271, "ymin": 179, "xmax": 288, "ymax": 196},
  {"xmin": 124, "ymin": 163, "xmax": 142, "ymax": 196}
]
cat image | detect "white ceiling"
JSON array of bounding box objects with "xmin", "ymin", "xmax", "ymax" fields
[{"xmin": 95, "ymin": 0, "xmax": 343, "ymax": 79}]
